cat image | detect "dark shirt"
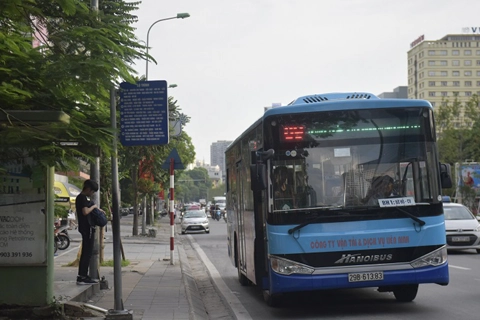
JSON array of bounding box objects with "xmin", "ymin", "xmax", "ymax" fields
[{"xmin": 75, "ymin": 193, "xmax": 91, "ymax": 233}]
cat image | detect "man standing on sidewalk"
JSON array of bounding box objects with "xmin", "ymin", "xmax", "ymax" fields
[{"xmin": 75, "ymin": 179, "xmax": 103, "ymax": 285}]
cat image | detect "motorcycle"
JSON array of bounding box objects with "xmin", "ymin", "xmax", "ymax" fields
[
  {"xmin": 41, "ymin": 210, "xmax": 70, "ymax": 253},
  {"xmin": 215, "ymin": 209, "xmax": 221, "ymax": 221},
  {"xmin": 160, "ymin": 209, "xmax": 168, "ymax": 217},
  {"xmin": 54, "ymin": 220, "xmax": 71, "ymax": 251}
]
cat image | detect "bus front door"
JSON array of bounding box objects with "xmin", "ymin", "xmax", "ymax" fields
[{"xmin": 236, "ymin": 161, "xmax": 248, "ymax": 284}]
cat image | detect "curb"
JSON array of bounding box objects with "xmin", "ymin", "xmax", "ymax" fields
[
  {"xmin": 177, "ymin": 243, "xmax": 209, "ymax": 320},
  {"xmin": 185, "ymin": 235, "xmax": 251, "ymax": 320}
]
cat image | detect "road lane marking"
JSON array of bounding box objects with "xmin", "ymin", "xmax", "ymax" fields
[
  {"xmin": 54, "ymin": 245, "xmax": 80, "ymax": 258},
  {"xmin": 188, "ymin": 235, "xmax": 253, "ymax": 320},
  {"xmin": 449, "ymin": 264, "xmax": 471, "ymax": 270}
]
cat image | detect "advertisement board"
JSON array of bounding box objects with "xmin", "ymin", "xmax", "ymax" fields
[
  {"xmin": 457, "ymin": 163, "xmax": 480, "ymax": 196},
  {"xmin": 0, "ymin": 177, "xmax": 46, "ymax": 265}
]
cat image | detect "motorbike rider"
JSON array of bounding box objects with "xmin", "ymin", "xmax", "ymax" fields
[{"xmin": 209, "ymin": 204, "xmax": 215, "ymax": 218}]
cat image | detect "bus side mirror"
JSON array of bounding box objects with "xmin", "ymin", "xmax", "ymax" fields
[
  {"xmin": 250, "ymin": 164, "xmax": 267, "ymax": 191},
  {"xmin": 440, "ymin": 163, "xmax": 452, "ymax": 189}
]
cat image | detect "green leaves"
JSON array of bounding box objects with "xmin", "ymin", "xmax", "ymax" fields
[
  {"xmin": 175, "ymin": 167, "xmax": 212, "ymax": 203},
  {"xmin": 0, "ymin": 0, "xmax": 147, "ymax": 167},
  {"xmin": 1, "ymin": 0, "xmax": 196, "ymax": 222},
  {"xmin": 437, "ymin": 94, "xmax": 480, "ymax": 165},
  {"xmin": 56, "ymin": 0, "xmax": 78, "ymax": 15}
]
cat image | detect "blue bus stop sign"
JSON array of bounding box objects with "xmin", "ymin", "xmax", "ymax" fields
[
  {"xmin": 120, "ymin": 80, "xmax": 169, "ymax": 146},
  {"xmin": 162, "ymin": 148, "xmax": 185, "ymax": 170}
]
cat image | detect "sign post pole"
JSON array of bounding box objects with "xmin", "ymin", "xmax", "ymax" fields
[
  {"xmin": 162, "ymin": 148, "xmax": 184, "ymax": 265},
  {"xmin": 169, "ymin": 158, "xmax": 175, "ymax": 265}
]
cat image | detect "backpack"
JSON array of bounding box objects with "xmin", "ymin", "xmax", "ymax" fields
[{"xmin": 89, "ymin": 207, "xmax": 108, "ymax": 227}]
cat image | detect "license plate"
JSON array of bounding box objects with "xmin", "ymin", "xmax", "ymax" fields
[
  {"xmin": 190, "ymin": 226, "xmax": 200, "ymax": 229},
  {"xmin": 452, "ymin": 236, "xmax": 470, "ymax": 242},
  {"xmin": 348, "ymin": 272, "xmax": 384, "ymax": 282}
]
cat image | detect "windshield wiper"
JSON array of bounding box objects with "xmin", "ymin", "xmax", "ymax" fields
[
  {"xmin": 287, "ymin": 208, "xmax": 348, "ymax": 235},
  {"xmin": 393, "ymin": 207, "xmax": 425, "ymax": 226}
]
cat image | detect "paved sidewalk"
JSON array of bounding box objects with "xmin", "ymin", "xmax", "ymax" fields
[{"xmin": 54, "ymin": 214, "xmax": 208, "ymax": 320}]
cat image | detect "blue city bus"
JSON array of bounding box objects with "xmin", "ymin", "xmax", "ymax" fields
[{"xmin": 225, "ymin": 92, "xmax": 452, "ymax": 306}]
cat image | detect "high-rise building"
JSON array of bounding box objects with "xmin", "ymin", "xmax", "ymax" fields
[
  {"xmin": 378, "ymin": 86, "xmax": 408, "ymax": 99},
  {"xmin": 407, "ymin": 34, "xmax": 480, "ymax": 125},
  {"xmin": 210, "ymin": 140, "xmax": 232, "ymax": 179}
]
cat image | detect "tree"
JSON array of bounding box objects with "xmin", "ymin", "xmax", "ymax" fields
[
  {"xmin": 0, "ymin": 0, "xmax": 197, "ymax": 235},
  {"xmin": 436, "ymin": 94, "xmax": 480, "ymax": 203},
  {"xmin": 118, "ymin": 97, "xmax": 195, "ymax": 235},
  {"xmin": 209, "ymin": 183, "xmax": 226, "ymax": 200},
  {"xmin": 0, "ymin": 0, "xmax": 147, "ymax": 168},
  {"xmin": 175, "ymin": 167, "xmax": 212, "ymax": 203}
]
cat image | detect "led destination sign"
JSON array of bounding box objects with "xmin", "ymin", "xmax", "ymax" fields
[
  {"xmin": 280, "ymin": 124, "xmax": 422, "ymax": 143},
  {"xmin": 275, "ymin": 109, "xmax": 427, "ymax": 144},
  {"xmin": 308, "ymin": 125, "xmax": 421, "ymax": 135},
  {"xmin": 281, "ymin": 125, "xmax": 305, "ymax": 141}
]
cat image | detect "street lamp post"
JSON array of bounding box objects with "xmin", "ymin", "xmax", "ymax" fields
[{"xmin": 145, "ymin": 13, "xmax": 190, "ymax": 80}]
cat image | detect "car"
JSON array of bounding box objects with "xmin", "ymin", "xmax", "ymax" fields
[
  {"xmin": 443, "ymin": 202, "xmax": 480, "ymax": 253},
  {"xmin": 120, "ymin": 207, "xmax": 130, "ymax": 216},
  {"xmin": 186, "ymin": 204, "xmax": 201, "ymax": 211},
  {"xmin": 180, "ymin": 210, "xmax": 210, "ymax": 234}
]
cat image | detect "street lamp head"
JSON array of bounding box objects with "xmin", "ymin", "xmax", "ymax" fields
[
  {"xmin": 145, "ymin": 13, "xmax": 190, "ymax": 80},
  {"xmin": 176, "ymin": 13, "xmax": 190, "ymax": 19}
]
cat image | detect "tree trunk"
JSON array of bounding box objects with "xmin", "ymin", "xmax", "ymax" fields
[{"xmin": 147, "ymin": 194, "xmax": 155, "ymax": 225}]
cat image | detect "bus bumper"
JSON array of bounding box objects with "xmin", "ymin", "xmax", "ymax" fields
[{"xmin": 268, "ymin": 262, "xmax": 449, "ymax": 294}]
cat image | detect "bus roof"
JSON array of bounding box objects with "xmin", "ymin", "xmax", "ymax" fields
[
  {"xmin": 226, "ymin": 92, "xmax": 433, "ymax": 153},
  {"xmin": 290, "ymin": 92, "xmax": 379, "ymax": 104},
  {"xmin": 265, "ymin": 93, "xmax": 433, "ymax": 117}
]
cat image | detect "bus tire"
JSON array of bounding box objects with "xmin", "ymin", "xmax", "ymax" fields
[
  {"xmin": 393, "ymin": 284, "xmax": 418, "ymax": 302},
  {"xmin": 263, "ymin": 290, "xmax": 282, "ymax": 307}
]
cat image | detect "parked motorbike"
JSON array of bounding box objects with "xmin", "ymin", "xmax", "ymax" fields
[
  {"xmin": 42, "ymin": 210, "xmax": 70, "ymax": 253},
  {"xmin": 160, "ymin": 209, "xmax": 168, "ymax": 217},
  {"xmin": 54, "ymin": 220, "xmax": 70, "ymax": 251}
]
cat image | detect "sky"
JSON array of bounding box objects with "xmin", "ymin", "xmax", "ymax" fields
[{"xmin": 130, "ymin": 0, "xmax": 479, "ymax": 164}]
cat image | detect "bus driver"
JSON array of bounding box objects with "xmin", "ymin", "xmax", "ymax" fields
[
  {"xmin": 362, "ymin": 175, "xmax": 397, "ymax": 206},
  {"xmin": 273, "ymin": 166, "xmax": 296, "ymax": 210}
]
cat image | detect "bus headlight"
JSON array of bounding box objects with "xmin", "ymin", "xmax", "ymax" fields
[
  {"xmin": 270, "ymin": 256, "xmax": 314, "ymax": 275},
  {"xmin": 410, "ymin": 246, "xmax": 448, "ymax": 268}
]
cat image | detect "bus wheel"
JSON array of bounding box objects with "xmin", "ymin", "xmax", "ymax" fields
[
  {"xmin": 263, "ymin": 290, "xmax": 282, "ymax": 307},
  {"xmin": 393, "ymin": 284, "xmax": 418, "ymax": 302}
]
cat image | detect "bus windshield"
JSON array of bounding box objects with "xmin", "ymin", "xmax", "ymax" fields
[{"xmin": 267, "ymin": 108, "xmax": 440, "ymax": 212}]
